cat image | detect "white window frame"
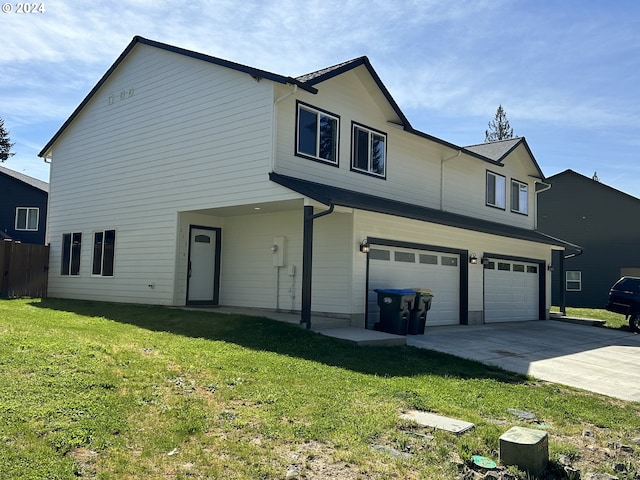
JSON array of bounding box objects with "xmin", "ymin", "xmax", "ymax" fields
[
  {"xmin": 15, "ymin": 207, "xmax": 39, "ymax": 231},
  {"xmin": 351, "ymin": 122, "xmax": 387, "ymax": 178},
  {"xmin": 486, "ymin": 171, "xmax": 506, "ymax": 209},
  {"xmin": 295, "ymin": 102, "xmax": 339, "ymax": 165},
  {"xmin": 92, "ymin": 229, "xmax": 116, "ymax": 277},
  {"xmin": 566, "ymin": 271, "xmax": 582, "ymax": 291},
  {"xmin": 511, "ymin": 179, "xmax": 529, "ymax": 215}
]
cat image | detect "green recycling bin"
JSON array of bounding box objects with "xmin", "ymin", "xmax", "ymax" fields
[
  {"xmin": 408, "ymin": 289, "xmax": 433, "ymax": 335},
  {"xmin": 374, "ymin": 289, "xmax": 416, "ymax": 335}
]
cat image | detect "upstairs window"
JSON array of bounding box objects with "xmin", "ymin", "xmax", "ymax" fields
[
  {"xmin": 15, "ymin": 207, "xmax": 39, "ymax": 231},
  {"xmin": 296, "ymin": 102, "xmax": 339, "ymax": 165},
  {"xmin": 511, "ymin": 179, "xmax": 529, "ymax": 215},
  {"xmin": 61, "ymin": 232, "xmax": 82, "ymax": 276},
  {"xmin": 486, "ymin": 171, "xmax": 506, "ymax": 209},
  {"xmin": 92, "ymin": 229, "xmax": 116, "ymax": 276},
  {"xmin": 351, "ymin": 123, "xmax": 386, "ymax": 178}
]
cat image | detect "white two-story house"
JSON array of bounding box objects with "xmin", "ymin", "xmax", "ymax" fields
[{"xmin": 39, "ymin": 36, "xmax": 578, "ymax": 329}]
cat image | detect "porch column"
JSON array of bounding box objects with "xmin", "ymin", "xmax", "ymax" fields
[{"xmin": 301, "ymin": 205, "xmax": 314, "ymax": 329}]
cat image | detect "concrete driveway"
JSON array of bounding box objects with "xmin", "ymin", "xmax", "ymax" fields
[{"xmin": 407, "ymin": 320, "xmax": 640, "ymax": 402}]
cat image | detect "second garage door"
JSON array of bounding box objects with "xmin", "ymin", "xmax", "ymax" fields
[
  {"xmin": 484, "ymin": 259, "xmax": 540, "ymax": 323},
  {"xmin": 367, "ymin": 246, "xmax": 460, "ymax": 328}
]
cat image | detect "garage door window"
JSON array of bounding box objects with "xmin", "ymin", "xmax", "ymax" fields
[
  {"xmin": 369, "ymin": 249, "xmax": 390, "ymax": 260},
  {"xmin": 513, "ymin": 264, "xmax": 525, "ymax": 272},
  {"xmin": 395, "ymin": 252, "xmax": 415, "ymax": 262},
  {"xmin": 442, "ymin": 256, "xmax": 458, "ymax": 266},
  {"xmin": 419, "ymin": 254, "xmax": 438, "ymax": 265},
  {"xmin": 498, "ymin": 262, "xmax": 510, "ymax": 271},
  {"xmin": 527, "ymin": 266, "xmax": 538, "ymax": 273}
]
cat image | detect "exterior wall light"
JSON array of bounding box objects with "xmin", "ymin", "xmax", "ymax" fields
[
  {"xmin": 469, "ymin": 253, "xmax": 478, "ymax": 264},
  {"xmin": 359, "ymin": 239, "xmax": 370, "ymax": 253}
]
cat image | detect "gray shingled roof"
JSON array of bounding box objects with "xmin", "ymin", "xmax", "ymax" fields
[
  {"xmin": 296, "ymin": 57, "xmax": 367, "ymax": 83},
  {"xmin": 0, "ymin": 165, "xmax": 49, "ymax": 192},
  {"xmin": 463, "ymin": 138, "xmax": 522, "ymax": 162}
]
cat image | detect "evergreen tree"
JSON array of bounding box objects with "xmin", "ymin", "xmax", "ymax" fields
[
  {"xmin": 0, "ymin": 118, "xmax": 15, "ymax": 162},
  {"xmin": 484, "ymin": 105, "xmax": 514, "ymax": 142}
]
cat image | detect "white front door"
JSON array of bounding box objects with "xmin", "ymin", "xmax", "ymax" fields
[{"xmin": 187, "ymin": 227, "xmax": 220, "ymax": 304}]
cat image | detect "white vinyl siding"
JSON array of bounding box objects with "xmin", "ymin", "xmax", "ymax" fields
[{"xmin": 45, "ymin": 44, "xmax": 284, "ymax": 304}]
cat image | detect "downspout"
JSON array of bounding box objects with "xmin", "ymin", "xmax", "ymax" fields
[
  {"xmin": 534, "ymin": 181, "xmax": 552, "ymax": 230},
  {"xmin": 272, "ymin": 84, "xmax": 298, "ymax": 172},
  {"xmin": 301, "ymin": 202, "xmax": 335, "ymax": 329},
  {"xmin": 440, "ymin": 150, "xmax": 461, "ymax": 210}
]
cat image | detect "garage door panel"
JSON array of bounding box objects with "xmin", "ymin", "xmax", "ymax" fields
[
  {"xmin": 485, "ymin": 259, "xmax": 539, "ymax": 323},
  {"xmin": 368, "ymin": 247, "xmax": 460, "ymax": 328}
]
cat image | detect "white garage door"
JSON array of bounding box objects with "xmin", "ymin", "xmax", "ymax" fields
[
  {"xmin": 484, "ymin": 259, "xmax": 539, "ymax": 323},
  {"xmin": 368, "ymin": 247, "xmax": 460, "ymax": 328}
]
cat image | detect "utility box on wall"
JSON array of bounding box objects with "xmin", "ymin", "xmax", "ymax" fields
[{"xmin": 272, "ymin": 236, "xmax": 285, "ymax": 267}]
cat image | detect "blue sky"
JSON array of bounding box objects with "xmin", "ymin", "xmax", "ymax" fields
[{"xmin": 2, "ymin": 0, "xmax": 639, "ymax": 197}]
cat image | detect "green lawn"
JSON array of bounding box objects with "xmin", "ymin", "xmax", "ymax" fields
[
  {"xmin": 1, "ymin": 299, "xmax": 638, "ymax": 479},
  {"xmin": 550, "ymin": 306, "xmax": 630, "ymax": 330}
]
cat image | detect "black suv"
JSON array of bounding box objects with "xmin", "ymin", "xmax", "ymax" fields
[{"xmin": 605, "ymin": 276, "xmax": 640, "ymax": 332}]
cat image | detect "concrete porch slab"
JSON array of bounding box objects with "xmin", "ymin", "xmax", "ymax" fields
[{"xmin": 317, "ymin": 327, "xmax": 407, "ymax": 346}]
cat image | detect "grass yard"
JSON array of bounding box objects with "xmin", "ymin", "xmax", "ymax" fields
[
  {"xmin": 1, "ymin": 299, "xmax": 639, "ymax": 479},
  {"xmin": 550, "ymin": 306, "xmax": 630, "ymax": 330}
]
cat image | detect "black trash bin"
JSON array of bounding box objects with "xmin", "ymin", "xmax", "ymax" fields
[
  {"xmin": 374, "ymin": 289, "xmax": 416, "ymax": 335},
  {"xmin": 408, "ymin": 289, "xmax": 433, "ymax": 335}
]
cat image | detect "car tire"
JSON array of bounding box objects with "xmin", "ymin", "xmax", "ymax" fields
[{"xmin": 629, "ymin": 314, "xmax": 640, "ymax": 333}]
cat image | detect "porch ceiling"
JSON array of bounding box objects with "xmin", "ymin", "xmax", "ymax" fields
[{"xmin": 186, "ymin": 199, "xmax": 303, "ymax": 217}]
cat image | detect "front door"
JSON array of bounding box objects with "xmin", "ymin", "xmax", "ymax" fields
[{"xmin": 187, "ymin": 226, "xmax": 221, "ymax": 305}]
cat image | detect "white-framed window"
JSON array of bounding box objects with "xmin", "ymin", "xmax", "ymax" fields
[
  {"xmin": 296, "ymin": 102, "xmax": 339, "ymax": 165},
  {"xmin": 15, "ymin": 207, "xmax": 39, "ymax": 231},
  {"xmin": 511, "ymin": 179, "xmax": 529, "ymax": 215},
  {"xmin": 486, "ymin": 171, "xmax": 506, "ymax": 209},
  {"xmin": 61, "ymin": 232, "xmax": 82, "ymax": 276},
  {"xmin": 351, "ymin": 122, "xmax": 386, "ymax": 178},
  {"xmin": 566, "ymin": 271, "xmax": 582, "ymax": 291},
  {"xmin": 92, "ymin": 229, "xmax": 116, "ymax": 276}
]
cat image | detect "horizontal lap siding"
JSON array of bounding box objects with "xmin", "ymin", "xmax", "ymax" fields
[
  {"xmin": 219, "ymin": 210, "xmax": 353, "ymax": 315},
  {"xmin": 46, "ymin": 44, "xmax": 278, "ymax": 304},
  {"xmin": 274, "ymin": 74, "xmax": 443, "ymax": 210}
]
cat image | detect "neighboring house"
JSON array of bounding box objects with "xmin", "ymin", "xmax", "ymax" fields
[
  {"xmin": 538, "ymin": 169, "xmax": 640, "ymax": 308},
  {"xmin": 38, "ymin": 36, "xmax": 578, "ymax": 329},
  {"xmin": 0, "ymin": 165, "xmax": 49, "ymax": 244}
]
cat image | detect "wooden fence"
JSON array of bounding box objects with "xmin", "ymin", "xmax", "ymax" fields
[{"xmin": 0, "ymin": 240, "xmax": 49, "ymax": 298}]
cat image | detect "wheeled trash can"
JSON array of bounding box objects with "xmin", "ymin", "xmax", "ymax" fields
[
  {"xmin": 408, "ymin": 289, "xmax": 433, "ymax": 335},
  {"xmin": 373, "ymin": 289, "xmax": 416, "ymax": 335}
]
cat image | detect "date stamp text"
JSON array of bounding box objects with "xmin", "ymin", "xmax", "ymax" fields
[{"xmin": 2, "ymin": 3, "xmax": 45, "ymax": 13}]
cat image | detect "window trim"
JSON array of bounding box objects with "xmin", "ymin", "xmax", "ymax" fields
[
  {"xmin": 15, "ymin": 207, "xmax": 39, "ymax": 231},
  {"xmin": 350, "ymin": 121, "xmax": 387, "ymax": 179},
  {"xmin": 61, "ymin": 232, "xmax": 82, "ymax": 276},
  {"xmin": 295, "ymin": 101, "xmax": 340, "ymax": 166},
  {"xmin": 510, "ymin": 178, "xmax": 529, "ymax": 215},
  {"xmin": 566, "ymin": 271, "xmax": 582, "ymax": 292},
  {"xmin": 92, "ymin": 229, "xmax": 116, "ymax": 277},
  {"xmin": 486, "ymin": 171, "xmax": 506, "ymax": 210}
]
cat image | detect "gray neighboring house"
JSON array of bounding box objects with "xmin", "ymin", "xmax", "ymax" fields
[{"xmin": 538, "ymin": 169, "xmax": 640, "ymax": 309}]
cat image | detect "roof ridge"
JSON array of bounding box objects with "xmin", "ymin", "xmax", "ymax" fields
[{"xmin": 295, "ymin": 56, "xmax": 368, "ymax": 83}]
